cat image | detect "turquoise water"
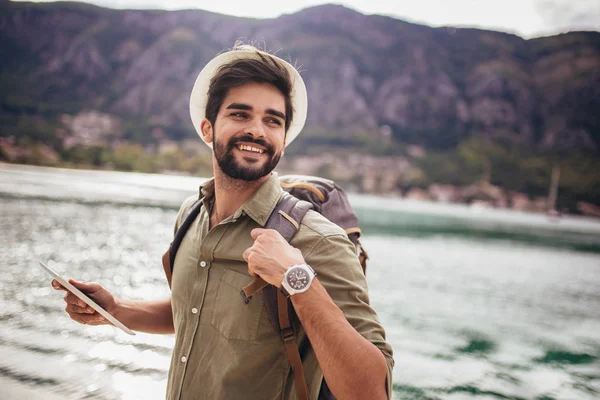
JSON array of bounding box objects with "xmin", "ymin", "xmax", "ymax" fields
[{"xmin": 1, "ymin": 164, "xmax": 599, "ymax": 399}]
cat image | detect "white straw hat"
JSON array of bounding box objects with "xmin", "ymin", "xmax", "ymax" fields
[{"xmin": 189, "ymin": 45, "xmax": 308, "ymax": 148}]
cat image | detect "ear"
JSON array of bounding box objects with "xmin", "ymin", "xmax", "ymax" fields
[{"xmin": 200, "ymin": 119, "xmax": 213, "ymax": 144}]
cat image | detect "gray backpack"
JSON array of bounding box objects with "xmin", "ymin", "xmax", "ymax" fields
[{"xmin": 161, "ymin": 175, "xmax": 368, "ymax": 400}]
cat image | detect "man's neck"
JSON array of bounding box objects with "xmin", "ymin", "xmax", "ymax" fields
[{"xmin": 210, "ymin": 167, "xmax": 270, "ymax": 228}]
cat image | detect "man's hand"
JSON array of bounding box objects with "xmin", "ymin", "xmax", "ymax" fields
[
  {"xmin": 52, "ymin": 279, "xmax": 117, "ymax": 326},
  {"xmin": 242, "ymin": 228, "xmax": 305, "ymax": 287}
]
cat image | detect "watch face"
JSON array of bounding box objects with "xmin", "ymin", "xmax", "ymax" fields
[{"xmin": 286, "ymin": 267, "xmax": 309, "ymax": 291}]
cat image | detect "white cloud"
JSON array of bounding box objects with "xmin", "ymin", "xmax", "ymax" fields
[
  {"xmin": 13, "ymin": 0, "xmax": 599, "ymax": 37},
  {"xmin": 536, "ymin": 0, "xmax": 600, "ymax": 35}
]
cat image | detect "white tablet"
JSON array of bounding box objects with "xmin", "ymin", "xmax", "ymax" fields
[{"xmin": 39, "ymin": 261, "xmax": 135, "ymax": 336}]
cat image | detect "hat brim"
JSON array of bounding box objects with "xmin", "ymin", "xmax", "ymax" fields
[{"xmin": 189, "ymin": 49, "xmax": 308, "ymax": 149}]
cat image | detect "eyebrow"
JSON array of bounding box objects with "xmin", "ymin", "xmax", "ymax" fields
[{"xmin": 226, "ymin": 103, "xmax": 286, "ymax": 121}]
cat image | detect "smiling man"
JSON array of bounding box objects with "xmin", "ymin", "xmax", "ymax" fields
[{"xmin": 53, "ymin": 45, "xmax": 394, "ymax": 400}]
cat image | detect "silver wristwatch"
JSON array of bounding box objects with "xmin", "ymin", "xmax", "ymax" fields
[{"xmin": 280, "ymin": 264, "xmax": 316, "ymax": 297}]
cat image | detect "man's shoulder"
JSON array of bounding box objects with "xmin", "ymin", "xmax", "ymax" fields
[
  {"xmin": 179, "ymin": 195, "xmax": 199, "ymax": 210},
  {"xmin": 292, "ymin": 210, "xmax": 361, "ymax": 274},
  {"xmin": 294, "ymin": 209, "xmax": 349, "ymax": 242},
  {"xmin": 174, "ymin": 195, "xmax": 201, "ymax": 231}
]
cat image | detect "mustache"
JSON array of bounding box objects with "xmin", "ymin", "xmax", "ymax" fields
[{"xmin": 227, "ymin": 134, "xmax": 274, "ymax": 154}]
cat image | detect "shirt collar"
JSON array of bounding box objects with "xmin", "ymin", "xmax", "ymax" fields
[
  {"xmin": 199, "ymin": 179, "xmax": 215, "ymax": 203},
  {"xmin": 199, "ymin": 172, "xmax": 283, "ymax": 227}
]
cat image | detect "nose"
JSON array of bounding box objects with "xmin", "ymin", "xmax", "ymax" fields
[{"xmin": 245, "ymin": 117, "xmax": 266, "ymax": 139}]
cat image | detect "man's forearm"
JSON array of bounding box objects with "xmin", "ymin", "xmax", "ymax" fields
[
  {"xmin": 114, "ymin": 297, "xmax": 174, "ymax": 334},
  {"xmin": 290, "ymin": 279, "xmax": 388, "ymax": 400}
]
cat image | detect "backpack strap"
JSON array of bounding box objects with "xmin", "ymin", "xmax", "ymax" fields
[
  {"xmin": 267, "ymin": 192, "xmax": 314, "ymax": 241},
  {"xmin": 240, "ymin": 193, "xmax": 313, "ymax": 301},
  {"xmin": 278, "ymin": 289, "xmax": 311, "ymax": 400},
  {"xmin": 161, "ymin": 198, "xmax": 203, "ymax": 288}
]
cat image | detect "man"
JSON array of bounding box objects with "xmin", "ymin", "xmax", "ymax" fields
[{"xmin": 53, "ymin": 45, "xmax": 394, "ymax": 399}]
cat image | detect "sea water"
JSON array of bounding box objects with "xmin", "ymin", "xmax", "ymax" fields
[{"xmin": 1, "ymin": 164, "xmax": 599, "ymax": 400}]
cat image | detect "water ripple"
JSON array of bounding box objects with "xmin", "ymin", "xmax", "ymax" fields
[{"xmin": 0, "ymin": 365, "xmax": 59, "ymax": 387}]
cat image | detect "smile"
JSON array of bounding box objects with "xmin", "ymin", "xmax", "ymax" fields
[{"xmin": 237, "ymin": 144, "xmax": 265, "ymax": 154}]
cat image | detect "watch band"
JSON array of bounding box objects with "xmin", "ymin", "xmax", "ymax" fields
[{"xmin": 280, "ymin": 284, "xmax": 291, "ymax": 298}]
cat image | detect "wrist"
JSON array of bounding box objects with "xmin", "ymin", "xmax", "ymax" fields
[{"xmin": 110, "ymin": 297, "xmax": 124, "ymax": 319}]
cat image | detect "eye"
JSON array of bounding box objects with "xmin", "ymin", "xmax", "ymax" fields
[
  {"xmin": 266, "ymin": 118, "xmax": 283, "ymax": 126},
  {"xmin": 230, "ymin": 112, "xmax": 249, "ymax": 119}
]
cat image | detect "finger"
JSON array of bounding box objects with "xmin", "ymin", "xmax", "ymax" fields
[
  {"xmin": 70, "ymin": 312, "xmax": 107, "ymax": 325},
  {"xmin": 64, "ymin": 292, "xmax": 87, "ymax": 308},
  {"xmin": 68, "ymin": 279, "xmax": 102, "ymax": 293},
  {"xmin": 242, "ymin": 248, "xmax": 251, "ymax": 261},
  {"xmin": 247, "ymin": 263, "xmax": 257, "ymax": 277},
  {"xmin": 250, "ymin": 228, "xmax": 267, "ymax": 240},
  {"xmin": 52, "ymin": 280, "xmax": 67, "ymax": 291},
  {"xmin": 85, "ymin": 318, "xmax": 107, "ymax": 326},
  {"xmin": 66, "ymin": 303, "xmax": 95, "ymax": 314}
]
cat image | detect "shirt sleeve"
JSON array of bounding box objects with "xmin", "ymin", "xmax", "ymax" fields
[{"xmin": 303, "ymin": 232, "xmax": 395, "ymax": 398}]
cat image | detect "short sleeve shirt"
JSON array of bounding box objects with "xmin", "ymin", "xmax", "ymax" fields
[{"xmin": 166, "ymin": 172, "xmax": 394, "ymax": 399}]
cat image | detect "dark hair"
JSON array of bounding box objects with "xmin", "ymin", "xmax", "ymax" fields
[{"xmin": 205, "ymin": 52, "xmax": 294, "ymax": 132}]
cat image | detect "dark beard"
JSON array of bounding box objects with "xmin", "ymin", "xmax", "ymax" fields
[{"xmin": 214, "ymin": 133, "xmax": 282, "ymax": 181}]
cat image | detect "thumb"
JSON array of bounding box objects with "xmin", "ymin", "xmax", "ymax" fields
[
  {"xmin": 250, "ymin": 228, "xmax": 267, "ymax": 240},
  {"xmin": 68, "ymin": 279, "xmax": 102, "ymax": 293},
  {"xmin": 51, "ymin": 279, "xmax": 66, "ymax": 291}
]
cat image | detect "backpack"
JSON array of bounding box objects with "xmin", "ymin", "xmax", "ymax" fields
[{"xmin": 161, "ymin": 175, "xmax": 368, "ymax": 400}]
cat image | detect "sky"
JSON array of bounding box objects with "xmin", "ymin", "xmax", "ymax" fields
[{"xmin": 15, "ymin": 0, "xmax": 600, "ymax": 38}]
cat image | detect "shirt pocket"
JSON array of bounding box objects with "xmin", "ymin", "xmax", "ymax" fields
[{"xmin": 211, "ymin": 268, "xmax": 264, "ymax": 341}]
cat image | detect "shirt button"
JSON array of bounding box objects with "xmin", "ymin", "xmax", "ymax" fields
[
  {"xmin": 191, "ymin": 308, "xmax": 198, "ymax": 314},
  {"xmin": 200, "ymin": 261, "xmax": 207, "ymax": 268},
  {"xmin": 181, "ymin": 356, "xmax": 187, "ymax": 363}
]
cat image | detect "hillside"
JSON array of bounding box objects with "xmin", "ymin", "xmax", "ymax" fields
[
  {"xmin": 1, "ymin": 1, "xmax": 599, "ymax": 212},
  {"xmin": 2, "ymin": 1, "xmax": 599, "ymax": 149}
]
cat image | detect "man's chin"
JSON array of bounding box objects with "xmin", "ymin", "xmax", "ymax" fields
[
  {"xmin": 228, "ymin": 172, "xmax": 269, "ymax": 182},
  {"xmin": 219, "ymin": 163, "xmax": 271, "ymax": 182},
  {"xmin": 238, "ymin": 157, "xmax": 264, "ymax": 165}
]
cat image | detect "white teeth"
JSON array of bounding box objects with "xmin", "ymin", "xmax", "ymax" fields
[{"xmin": 238, "ymin": 144, "xmax": 264, "ymax": 153}]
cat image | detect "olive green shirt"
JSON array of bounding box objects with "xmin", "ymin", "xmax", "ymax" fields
[{"xmin": 166, "ymin": 172, "xmax": 394, "ymax": 400}]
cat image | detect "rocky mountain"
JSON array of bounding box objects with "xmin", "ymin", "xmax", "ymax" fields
[{"xmin": 1, "ymin": 0, "xmax": 599, "ymax": 152}]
